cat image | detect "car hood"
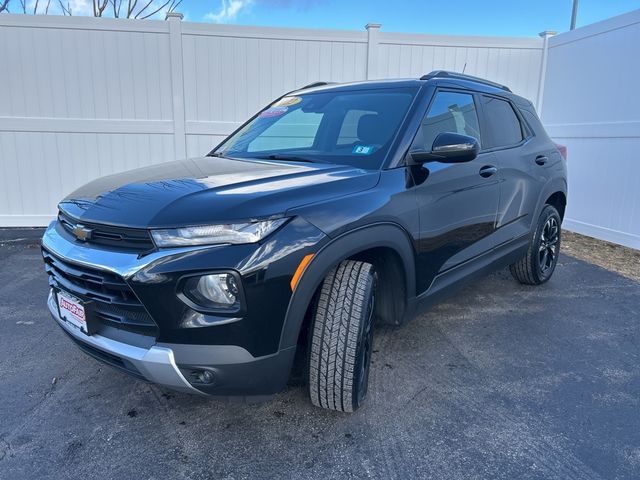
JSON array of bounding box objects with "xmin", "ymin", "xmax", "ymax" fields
[{"xmin": 59, "ymin": 156, "xmax": 380, "ymax": 228}]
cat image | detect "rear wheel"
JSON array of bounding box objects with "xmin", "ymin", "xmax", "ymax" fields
[
  {"xmin": 510, "ymin": 205, "xmax": 561, "ymax": 285},
  {"xmin": 308, "ymin": 260, "xmax": 376, "ymax": 412}
]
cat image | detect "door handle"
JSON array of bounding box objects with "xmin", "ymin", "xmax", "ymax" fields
[
  {"xmin": 535, "ymin": 155, "xmax": 548, "ymax": 166},
  {"xmin": 479, "ymin": 165, "xmax": 498, "ymax": 178}
]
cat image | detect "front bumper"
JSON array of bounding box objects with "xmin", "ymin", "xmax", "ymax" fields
[
  {"xmin": 48, "ymin": 290, "xmax": 201, "ymax": 394},
  {"xmin": 48, "ymin": 290, "xmax": 297, "ymax": 395}
]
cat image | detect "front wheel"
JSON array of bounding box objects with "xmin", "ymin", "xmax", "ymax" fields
[
  {"xmin": 510, "ymin": 204, "xmax": 561, "ymax": 285},
  {"xmin": 308, "ymin": 260, "xmax": 376, "ymax": 412}
]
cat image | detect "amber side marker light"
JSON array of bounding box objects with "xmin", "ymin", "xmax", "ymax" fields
[{"xmin": 290, "ymin": 253, "xmax": 314, "ymax": 291}]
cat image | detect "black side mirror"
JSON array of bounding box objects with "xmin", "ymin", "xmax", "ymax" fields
[{"xmin": 410, "ymin": 132, "xmax": 479, "ymax": 164}]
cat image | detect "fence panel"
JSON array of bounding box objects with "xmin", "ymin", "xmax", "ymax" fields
[
  {"xmin": 375, "ymin": 33, "xmax": 543, "ymax": 103},
  {"xmin": 542, "ymin": 10, "xmax": 640, "ymax": 249},
  {"xmin": 0, "ymin": 15, "xmax": 175, "ymax": 226},
  {"xmin": 0, "ymin": 14, "xmax": 544, "ymax": 226}
]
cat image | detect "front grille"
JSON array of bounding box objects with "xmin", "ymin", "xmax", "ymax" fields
[
  {"xmin": 43, "ymin": 248, "xmax": 158, "ymax": 337},
  {"xmin": 58, "ymin": 210, "xmax": 155, "ymax": 252}
]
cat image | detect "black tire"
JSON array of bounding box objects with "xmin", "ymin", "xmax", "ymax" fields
[
  {"xmin": 510, "ymin": 204, "xmax": 562, "ymax": 285},
  {"xmin": 308, "ymin": 260, "xmax": 376, "ymax": 412}
]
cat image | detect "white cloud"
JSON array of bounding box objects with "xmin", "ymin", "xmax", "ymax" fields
[
  {"xmin": 66, "ymin": 0, "xmax": 93, "ymax": 15},
  {"xmin": 205, "ymin": 0, "xmax": 253, "ymax": 23},
  {"xmin": 33, "ymin": 0, "xmax": 172, "ymax": 18},
  {"xmin": 152, "ymin": 1, "xmax": 173, "ymax": 20},
  {"xmin": 24, "ymin": 0, "xmax": 84, "ymax": 14},
  {"xmin": 72, "ymin": 0, "xmax": 93, "ymax": 14},
  {"xmin": 36, "ymin": 0, "xmax": 93, "ymax": 16}
]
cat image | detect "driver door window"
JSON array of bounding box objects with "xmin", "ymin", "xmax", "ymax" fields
[{"xmin": 421, "ymin": 91, "xmax": 481, "ymax": 150}]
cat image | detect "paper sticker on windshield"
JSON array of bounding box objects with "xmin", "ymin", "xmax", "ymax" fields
[
  {"xmin": 273, "ymin": 96, "xmax": 302, "ymax": 108},
  {"xmin": 259, "ymin": 106, "xmax": 288, "ymax": 118},
  {"xmin": 353, "ymin": 145, "xmax": 374, "ymax": 155}
]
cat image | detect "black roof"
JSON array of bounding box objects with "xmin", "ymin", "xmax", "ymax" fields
[
  {"xmin": 294, "ymin": 78, "xmax": 424, "ymax": 93},
  {"xmin": 420, "ymin": 70, "xmax": 511, "ymax": 92},
  {"xmin": 293, "ymin": 71, "xmax": 528, "ymax": 104}
]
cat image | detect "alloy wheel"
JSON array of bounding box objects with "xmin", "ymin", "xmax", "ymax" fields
[{"xmin": 539, "ymin": 216, "xmax": 559, "ymax": 274}]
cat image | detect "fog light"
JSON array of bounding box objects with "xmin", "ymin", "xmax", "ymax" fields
[
  {"xmin": 180, "ymin": 271, "xmax": 243, "ymax": 312},
  {"xmin": 197, "ymin": 273, "xmax": 237, "ymax": 305},
  {"xmin": 183, "ymin": 369, "xmax": 216, "ymax": 386},
  {"xmin": 196, "ymin": 370, "xmax": 215, "ymax": 384}
]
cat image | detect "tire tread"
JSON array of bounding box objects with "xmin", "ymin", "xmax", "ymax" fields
[{"xmin": 309, "ymin": 260, "xmax": 374, "ymax": 412}]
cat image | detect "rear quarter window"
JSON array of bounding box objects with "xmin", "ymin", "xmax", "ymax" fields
[
  {"xmin": 520, "ymin": 109, "xmax": 544, "ymax": 137},
  {"xmin": 482, "ymin": 96, "xmax": 523, "ymax": 148}
]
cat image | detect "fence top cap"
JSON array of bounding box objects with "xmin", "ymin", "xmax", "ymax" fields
[{"xmin": 165, "ymin": 12, "xmax": 184, "ymax": 20}]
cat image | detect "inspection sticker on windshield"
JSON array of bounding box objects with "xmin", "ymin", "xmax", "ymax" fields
[
  {"xmin": 259, "ymin": 106, "xmax": 288, "ymax": 118},
  {"xmin": 353, "ymin": 145, "xmax": 374, "ymax": 155}
]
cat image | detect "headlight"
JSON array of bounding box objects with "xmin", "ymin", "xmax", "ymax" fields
[{"xmin": 151, "ymin": 218, "xmax": 288, "ymax": 247}]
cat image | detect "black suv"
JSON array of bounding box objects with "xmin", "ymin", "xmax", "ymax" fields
[{"xmin": 42, "ymin": 71, "xmax": 567, "ymax": 412}]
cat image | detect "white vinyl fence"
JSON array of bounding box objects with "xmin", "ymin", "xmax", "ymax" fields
[
  {"xmin": 0, "ymin": 13, "xmax": 545, "ymax": 227},
  {"xmin": 541, "ymin": 10, "xmax": 640, "ymax": 249},
  {"xmin": 5, "ymin": 10, "xmax": 639, "ymax": 250}
]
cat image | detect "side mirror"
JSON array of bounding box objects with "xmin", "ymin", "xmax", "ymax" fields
[{"xmin": 410, "ymin": 132, "xmax": 479, "ymax": 164}]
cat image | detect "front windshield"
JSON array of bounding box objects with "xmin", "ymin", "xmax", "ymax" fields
[{"xmin": 213, "ymin": 87, "xmax": 418, "ymax": 170}]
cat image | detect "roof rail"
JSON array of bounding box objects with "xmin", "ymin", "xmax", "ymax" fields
[
  {"xmin": 281, "ymin": 81, "xmax": 335, "ymax": 98},
  {"xmin": 420, "ymin": 70, "xmax": 511, "ymax": 92},
  {"xmin": 299, "ymin": 81, "xmax": 335, "ymax": 90}
]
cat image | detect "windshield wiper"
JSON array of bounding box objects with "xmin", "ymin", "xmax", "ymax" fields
[{"xmin": 258, "ymin": 154, "xmax": 316, "ymax": 163}]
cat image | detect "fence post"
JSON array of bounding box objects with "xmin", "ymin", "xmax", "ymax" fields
[
  {"xmin": 536, "ymin": 30, "xmax": 556, "ymax": 118},
  {"xmin": 365, "ymin": 23, "xmax": 381, "ymax": 80},
  {"xmin": 166, "ymin": 12, "xmax": 187, "ymax": 160}
]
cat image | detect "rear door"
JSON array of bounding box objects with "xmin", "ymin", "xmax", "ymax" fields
[
  {"xmin": 411, "ymin": 89, "xmax": 501, "ymax": 289},
  {"xmin": 479, "ymin": 95, "xmax": 549, "ymax": 244}
]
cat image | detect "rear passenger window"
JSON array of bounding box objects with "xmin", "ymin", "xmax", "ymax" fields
[
  {"xmin": 482, "ymin": 96, "xmax": 523, "ymax": 147},
  {"xmin": 420, "ymin": 91, "xmax": 481, "ymax": 150}
]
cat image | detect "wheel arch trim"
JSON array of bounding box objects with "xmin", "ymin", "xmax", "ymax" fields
[
  {"xmin": 278, "ymin": 222, "xmax": 416, "ymax": 350},
  {"xmin": 535, "ymin": 177, "xmax": 567, "ymax": 223}
]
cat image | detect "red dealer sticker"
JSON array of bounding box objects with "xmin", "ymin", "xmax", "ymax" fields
[{"xmin": 57, "ymin": 290, "xmax": 88, "ymax": 333}]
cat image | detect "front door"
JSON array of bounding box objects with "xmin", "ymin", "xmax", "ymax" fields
[{"xmin": 410, "ymin": 90, "xmax": 500, "ymax": 293}]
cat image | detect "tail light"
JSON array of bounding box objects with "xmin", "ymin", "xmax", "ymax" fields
[{"xmin": 555, "ymin": 143, "xmax": 567, "ymax": 160}]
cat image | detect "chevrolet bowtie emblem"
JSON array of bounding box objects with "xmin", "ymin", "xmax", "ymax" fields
[{"xmin": 72, "ymin": 224, "xmax": 93, "ymax": 241}]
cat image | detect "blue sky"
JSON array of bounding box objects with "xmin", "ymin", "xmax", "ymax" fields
[{"xmin": 186, "ymin": 0, "xmax": 639, "ymax": 36}]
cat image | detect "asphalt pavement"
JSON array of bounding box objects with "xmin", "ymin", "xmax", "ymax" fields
[{"xmin": 1, "ymin": 229, "xmax": 639, "ymax": 479}]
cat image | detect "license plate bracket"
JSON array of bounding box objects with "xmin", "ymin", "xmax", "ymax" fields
[{"xmin": 54, "ymin": 288, "xmax": 98, "ymax": 336}]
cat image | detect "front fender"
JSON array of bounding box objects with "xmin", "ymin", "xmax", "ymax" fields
[{"xmin": 278, "ymin": 222, "xmax": 416, "ymax": 350}]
